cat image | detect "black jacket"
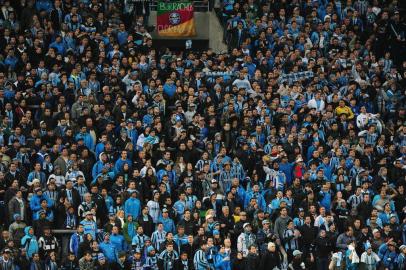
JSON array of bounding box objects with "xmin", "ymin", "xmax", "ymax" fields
[
  {"xmin": 245, "ymin": 253, "xmax": 260, "ymax": 270},
  {"xmin": 259, "ymin": 250, "xmax": 281, "ymax": 270}
]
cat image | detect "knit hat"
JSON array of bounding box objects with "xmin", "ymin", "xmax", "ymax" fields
[
  {"xmin": 146, "ymin": 246, "xmax": 155, "ymax": 254},
  {"xmin": 364, "ymin": 241, "xmax": 372, "ymax": 250},
  {"xmin": 13, "ymin": 214, "xmax": 21, "ymax": 221}
]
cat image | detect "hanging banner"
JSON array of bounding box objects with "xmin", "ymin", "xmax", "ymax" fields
[{"xmin": 157, "ymin": 1, "xmax": 196, "ymax": 37}]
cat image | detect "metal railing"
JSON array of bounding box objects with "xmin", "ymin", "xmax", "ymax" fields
[{"xmin": 150, "ymin": 1, "xmax": 210, "ymax": 12}]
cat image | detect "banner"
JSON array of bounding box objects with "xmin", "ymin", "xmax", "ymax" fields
[{"xmin": 157, "ymin": 1, "xmax": 196, "ymax": 37}]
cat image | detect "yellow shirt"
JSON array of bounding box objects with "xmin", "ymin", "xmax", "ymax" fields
[{"xmin": 335, "ymin": 106, "xmax": 354, "ymax": 119}]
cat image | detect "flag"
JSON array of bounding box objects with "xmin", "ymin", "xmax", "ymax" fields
[{"xmin": 157, "ymin": 1, "xmax": 196, "ymax": 37}]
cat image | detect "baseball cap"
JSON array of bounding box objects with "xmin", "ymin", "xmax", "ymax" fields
[
  {"xmin": 293, "ymin": 250, "xmax": 303, "ymax": 256},
  {"xmin": 262, "ymin": 219, "xmax": 270, "ymax": 225}
]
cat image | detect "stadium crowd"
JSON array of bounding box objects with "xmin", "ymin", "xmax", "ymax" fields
[{"xmin": 0, "ymin": 0, "xmax": 405, "ymax": 269}]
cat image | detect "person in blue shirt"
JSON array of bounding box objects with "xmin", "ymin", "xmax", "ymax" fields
[
  {"xmin": 21, "ymin": 226, "xmax": 39, "ymax": 259},
  {"xmin": 214, "ymin": 245, "xmax": 232, "ymax": 270},
  {"xmin": 95, "ymin": 134, "xmax": 108, "ymax": 159},
  {"xmin": 173, "ymin": 225, "xmax": 188, "ymax": 253},
  {"xmin": 159, "ymin": 208, "xmax": 176, "ymax": 234},
  {"xmin": 131, "ymin": 226, "xmax": 150, "ymax": 252},
  {"xmin": 92, "ymin": 152, "xmax": 114, "ymax": 180},
  {"xmin": 99, "ymin": 232, "xmax": 118, "ymax": 263},
  {"xmin": 173, "ymin": 192, "xmax": 187, "ymax": 221},
  {"xmin": 317, "ymin": 156, "xmax": 333, "ymax": 181},
  {"xmin": 30, "ymin": 188, "xmax": 54, "ymax": 218},
  {"xmin": 267, "ymin": 191, "xmax": 284, "ymax": 215},
  {"xmin": 110, "ymin": 225, "xmax": 127, "ymax": 253},
  {"xmin": 163, "ymin": 78, "xmax": 176, "ymax": 97},
  {"xmin": 318, "ymin": 183, "xmax": 333, "ymax": 212},
  {"xmin": 378, "ymin": 241, "xmax": 398, "ymax": 270},
  {"xmin": 124, "ymin": 191, "xmax": 141, "ymax": 219},
  {"xmin": 115, "ymin": 150, "xmax": 132, "ymax": 176},
  {"xmin": 80, "ymin": 212, "xmax": 97, "ymax": 240},
  {"xmin": 244, "ymin": 184, "xmax": 266, "ymax": 210},
  {"xmin": 49, "ymin": 35, "xmax": 66, "ymax": 55},
  {"xmin": 69, "ymin": 224, "xmax": 85, "ymax": 257},
  {"xmin": 75, "ymin": 126, "xmax": 95, "ymax": 151}
]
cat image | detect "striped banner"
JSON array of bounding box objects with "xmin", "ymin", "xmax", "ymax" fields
[{"xmin": 157, "ymin": 1, "xmax": 196, "ymax": 37}]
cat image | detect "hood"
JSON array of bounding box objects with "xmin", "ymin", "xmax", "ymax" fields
[{"xmin": 24, "ymin": 226, "xmax": 33, "ymax": 236}]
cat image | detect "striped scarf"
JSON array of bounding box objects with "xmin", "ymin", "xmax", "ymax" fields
[{"xmin": 283, "ymin": 229, "xmax": 298, "ymax": 251}]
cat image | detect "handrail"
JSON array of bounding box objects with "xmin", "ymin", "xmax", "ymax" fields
[{"xmin": 150, "ymin": 1, "xmax": 210, "ymax": 12}]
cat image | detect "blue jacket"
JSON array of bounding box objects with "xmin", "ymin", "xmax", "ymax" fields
[
  {"xmin": 378, "ymin": 243, "xmax": 398, "ymax": 270},
  {"xmin": 244, "ymin": 191, "xmax": 266, "ymax": 210},
  {"xmin": 21, "ymin": 227, "xmax": 39, "ymax": 258},
  {"xmin": 92, "ymin": 161, "xmax": 112, "ymax": 179},
  {"xmin": 110, "ymin": 233, "xmax": 127, "ymax": 252},
  {"xmin": 30, "ymin": 194, "xmax": 54, "ymax": 216},
  {"xmin": 114, "ymin": 158, "xmax": 132, "ymax": 175},
  {"xmin": 159, "ymin": 217, "xmax": 176, "ymax": 234},
  {"xmin": 124, "ymin": 197, "xmax": 141, "ymax": 218},
  {"xmin": 99, "ymin": 241, "xmax": 118, "ymax": 262},
  {"xmin": 75, "ymin": 132, "xmax": 95, "ymax": 151},
  {"xmin": 214, "ymin": 252, "xmax": 231, "ymax": 270},
  {"xmin": 95, "ymin": 143, "xmax": 105, "ymax": 159},
  {"xmin": 69, "ymin": 233, "xmax": 83, "ymax": 256}
]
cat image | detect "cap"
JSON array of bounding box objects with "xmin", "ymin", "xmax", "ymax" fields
[
  {"xmin": 400, "ymin": 245, "xmax": 406, "ymax": 250},
  {"xmin": 146, "ymin": 246, "xmax": 155, "ymax": 254},
  {"xmin": 372, "ymin": 229, "xmax": 380, "ymax": 234},
  {"xmin": 298, "ymin": 208, "xmax": 304, "ymax": 212},
  {"xmin": 97, "ymin": 253, "xmax": 105, "ymax": 260},
  {"xmin": 388, "ymin": 241, "xmax": 397, "ymax": 248},
  {"xmin": 243, "ymin": 223, "xmax": 251, "ymax": 229},
  {"xmin": 32, "ymin": 179, "xmax": 40, "ymax": 185},
  {"xmin": 3, "ymin": 248, "xmax": 11, "ymax": 253},
  {"xmin": 211, "ymin": 179, "xmax": 218, "ymax": 184},
  {"xmin": 38, "ymin": 210, "xmax": 46, "ymax": 216},
  {"xmin": 262, "ymin": 219, "xmax": 270, "ymax": 225},
  {"xmin": 126, "ymin": 118, "xmax": 135, "ymax": 124},
  {"xmin": 292, "ymin": 250, "xmax": 303, "ymax": 256},
  {"xmin": 213, "ymin": 230, "xmax": 220, "ymax": 235},
  {"xmin": 162, "ymin": 208, "xmax": 168, "ymax": 213}
]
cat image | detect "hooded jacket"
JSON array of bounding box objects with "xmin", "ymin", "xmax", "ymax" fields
[
  {"xmin": 124, "ymin": 196, "xmax": 141, "ymax": 219},
  {"xmin": 99, "ymin": 240, "xmax": 118, "ymax": 263},
  {"xmin": 21, "ymin": 226, "xmax": 39, "ymax": 258},
  {"xmin": 29, "ymin": 194, "xmax": 54, "ymax": 217}
]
